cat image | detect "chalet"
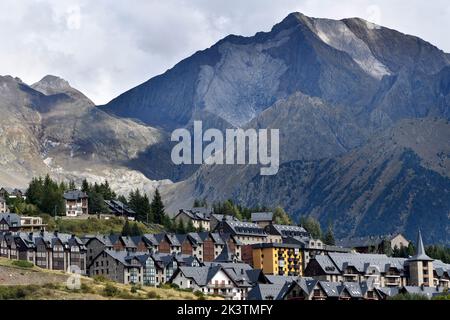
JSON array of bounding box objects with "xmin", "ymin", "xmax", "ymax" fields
[
  {"xmin": 63, "ymin": 190, "xmax": 88, "ymax": 216},
  {"xmin": 174, "ymin": 208, "xmax": 211, "ymax": 231},
  {"xmin": 153, "ymin": 233, "xmax": 181, "ymax": 254},
  {"xmin": 19, "ymin": 216, "xmax": 46, "ymax": 232},
  {"xmin": 170, "ymin": 262, "xmax": 255, "ymax": 300}
]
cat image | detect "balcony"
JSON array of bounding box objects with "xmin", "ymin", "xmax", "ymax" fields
[{"xmin": 207, "ymin": 283, "xmax": 234, "ymax": 289}]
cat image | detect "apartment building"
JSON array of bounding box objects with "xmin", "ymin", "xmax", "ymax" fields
[
  {"xmin": 174, "ymin": 208, "xmax": 211, "ymax": 231},
  {"xmin": 0, "ymin": 230, "xmax": 87, "ymax": 274},
  {"xmin": 89, "ymin": 250, "xmax": 200, "ymax": 286},
  {"xmin": 252, "ymin": 243, "xmax": 303, "ymax": 276},
  {"xmin": 304, "ymin": 231, "xmax": 450, "ymax": 289},
  {"xmin": 63, "ymin": 190, "xmax": 88, "ymax": 216}
]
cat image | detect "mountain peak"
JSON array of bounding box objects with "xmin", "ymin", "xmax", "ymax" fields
[{"xmin": 31, "ymin": 75, "xmax": 71, "ymax": 95}]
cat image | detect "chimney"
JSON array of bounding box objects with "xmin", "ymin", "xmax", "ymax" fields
[
  {"xmin": 54, "ymin": 230, "xmax": 58, "ymax": 237},
  {"xmin": 28, "ymin": 232, "xmax": 33, "ymax": 241},
  {"xmin": 40, "ymin": 229, "xmax": 45, "ymax": 236}
]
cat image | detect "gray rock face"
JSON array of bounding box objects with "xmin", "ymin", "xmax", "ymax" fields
[{"xmin": 0, "ymin": 75, "xmax": 169, "ymax": 194}]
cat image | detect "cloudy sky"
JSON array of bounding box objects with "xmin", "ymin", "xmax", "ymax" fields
[{"xmin": 1, "ymin": 0, "xmax": 450, "ymax": 104}]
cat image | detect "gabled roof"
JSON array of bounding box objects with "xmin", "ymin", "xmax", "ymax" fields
[
  {"xmin": 327, "ymin": 252, "xmax": 406, "ymax": 274},
  {"xmin": 247, "ymin": 282, "xmax": 291, "ymax": 300},
  {"xmin": 251, "ymin": 212, "xmax": 273, "ymax": 222},
  {"xmin": 214, "ymin": 242, "xmax": 236, "ymax": 263},
  {"xmin": 268, "ymin": 224, "xmax": 308, "ymax": 237},
  {"xmin": 401, "ymin": 286, "xmax": 444, "ymax": 298},
  {"xmin": 0, "ymin": 213, "xmax": 21, "ymax": 227},
  {"xmin": 176, "ymin": 208, "xmax": 210, "ymax": 221},
  {"xmin": 221, "ymin": 220, "xmax": 267, "ymax": 237},
  {"xmin": 63, "ymin": 190, "xmax": 88, "ymax": 200}
]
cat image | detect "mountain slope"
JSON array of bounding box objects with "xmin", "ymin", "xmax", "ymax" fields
[
  {"xmin": 164, "ymin": 118, "xmax": 449, "ymax": 243},
  {"xmin": 0, "ymin": 75, "xmax": 171, "ymax": 193}
]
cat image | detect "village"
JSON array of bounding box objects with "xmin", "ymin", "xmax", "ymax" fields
[{"xmin": 0, "ymin": 183, "xmax": 449, "ymax": 301}]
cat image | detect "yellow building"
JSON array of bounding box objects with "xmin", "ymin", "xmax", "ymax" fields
[{"xmin": 252, "ymin": 243, "xmax": 303, "ymax": 276}]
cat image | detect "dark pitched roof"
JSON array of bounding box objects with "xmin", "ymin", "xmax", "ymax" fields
[
  {"xmin": 221, "ymin": 220, "xmax": 267, "ymax": 237},
  {"xmin": 247, "ymin": 282, "xmax": 291, "ymax": 300},
  {"xmin": 250, "ymin": 212, "xmax": 273, "ymax": 222},
  {"xmin": 104, "ymin": 200, "xmax": 136, "ymax": 216},
  {"xmin": 214, "ymin": 242, "xmax": 237, "ymax": 263},
  {"xmin": 0, "ymin": 213, "xmax": 21, "ymax": 227},
  {"xmin": 176, "ymin": 208, "xmax": 210, "ymax": 221},
  {"xmin": 268, "ymin": 224, "xmax": 308, "ymax": 237},
  {"xmin": 63, "ymin": 190, "xmax": 88, "ymax": 200}
]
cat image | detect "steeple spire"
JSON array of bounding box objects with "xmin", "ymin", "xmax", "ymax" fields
[{"xmin": 408, "ymin": 229, "xmax": 433, "ymax": 261}]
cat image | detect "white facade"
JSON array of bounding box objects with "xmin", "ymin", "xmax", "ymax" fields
[{"xmin": 172, "ymin": 268, "xmax": 247, "ymax": 300}]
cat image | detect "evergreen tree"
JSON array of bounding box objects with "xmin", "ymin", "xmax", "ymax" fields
[
  {"xmin": 88, "ymin": 192, "xmax": 107, "ymax": 214},
  {"xmin": 81, "ymin": 179, "xmax": 90, "ymax": 192},
  {"xmin": 323, "ymin": 223, "xmax": 335, "ymax": 245},
  {"xmin": 300, "ymin": 216, "xmax": 322, "ymax": 239},
  {"xmin": 68, "ymin": 180, "xmax": 76, "ymax": 190},
  {"xmin": 131, "ymin": 223, "xmax": 143, "ymax": 236},
  {"xmin": 273, "ymin": 206, "xmax": 292, "ymax": 225},
  {"xmin": 177, "ymin": 219, "xmax": 186, "ymax": 234},
  {"xmin": 186, "ymin": 220, "xmax": 196, "ymax": 233},
  {"xmin": 150, "ymin": 189, "xmax": 166, "ymax": 224},
  {"xmin": 122, "ymin": 220, "xmax": 131, "ymax": 236}
]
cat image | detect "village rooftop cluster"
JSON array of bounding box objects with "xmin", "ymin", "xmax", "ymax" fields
[{"xmin": 0, "ymin": 186, "xmax": 449, "ymax": 300}]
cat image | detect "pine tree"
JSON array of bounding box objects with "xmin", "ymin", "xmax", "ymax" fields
[
  {"xmin": 81, "ymin": 179, "xmax": 90, "ymax": 193},
  {"xmin": 122, "ymin": 220, "xmax": 131, "ymax": 236},
  {"xmin": 177, "ymin": 219, "xmax": 186, "ymax": 234},
  {"xmin": 150, "ymin": 189, "xmax": 166, "ymax": 224},
  {"xmin": 323, "ymin": 223, "xmax": 335, "ymax": 245},
  {"xmin": 186, "ymin": 220, "xmax": 196, "ymax": 233},
  {"xmin": 68, "ymin": 180, "xmax": 76, "ymax": 190},
  {"xmin": 131, "ymin": 223, "xmax": 143, "ymax": 236}
]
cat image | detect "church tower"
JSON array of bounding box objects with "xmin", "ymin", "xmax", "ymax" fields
[{"xmin": 407, "ymin": 230, "xmax": 434, "ymax": 287}]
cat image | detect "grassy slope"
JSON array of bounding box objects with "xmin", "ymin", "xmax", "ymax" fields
[{"xmin": 0, "ymin": 258, "xmax": 217, "ymax": 300}]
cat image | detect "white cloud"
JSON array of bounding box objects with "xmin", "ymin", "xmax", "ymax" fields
[{"xmin": 0, "ymin": 0, "xmax": 449, "ymax": 104}]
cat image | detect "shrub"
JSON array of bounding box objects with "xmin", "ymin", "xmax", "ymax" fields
[
  {"xmin": 130, "ymin": 286, "xmax": 138, "ymax": 294},
  {"xmin": 103, "ymin": 283, "xmax": 119, "ymax": 297},
  {"xmin": 0, "ymin": 285, "xmax": 40, "ymax": 300},
  {"xmin": 147, "ymin": 291, "xmax": 161, "ymax": 299},
  {"xmin": 93, "ymin": 275, "xmax": 109, "ymax": 283},
  {"xmin": 12, "ymin": 260, "xmax": 34, "ymax": 268}
]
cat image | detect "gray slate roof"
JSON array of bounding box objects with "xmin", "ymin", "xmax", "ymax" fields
[
  {"xmin": 0, "ymin": 213, "xmax": 21, "ymax": 227},
  {"xmin": 251, "ymin": 212, "xmax": 273, "ymax": 222},
  {"xmin": 63, "ymin": 190, "xmax": 88, "ymax": 200}
]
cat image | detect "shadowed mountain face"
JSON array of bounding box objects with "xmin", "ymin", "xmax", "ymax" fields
[{"xmin": 1, "ymin": 12, "xmax": 450, "ymax": 242}]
